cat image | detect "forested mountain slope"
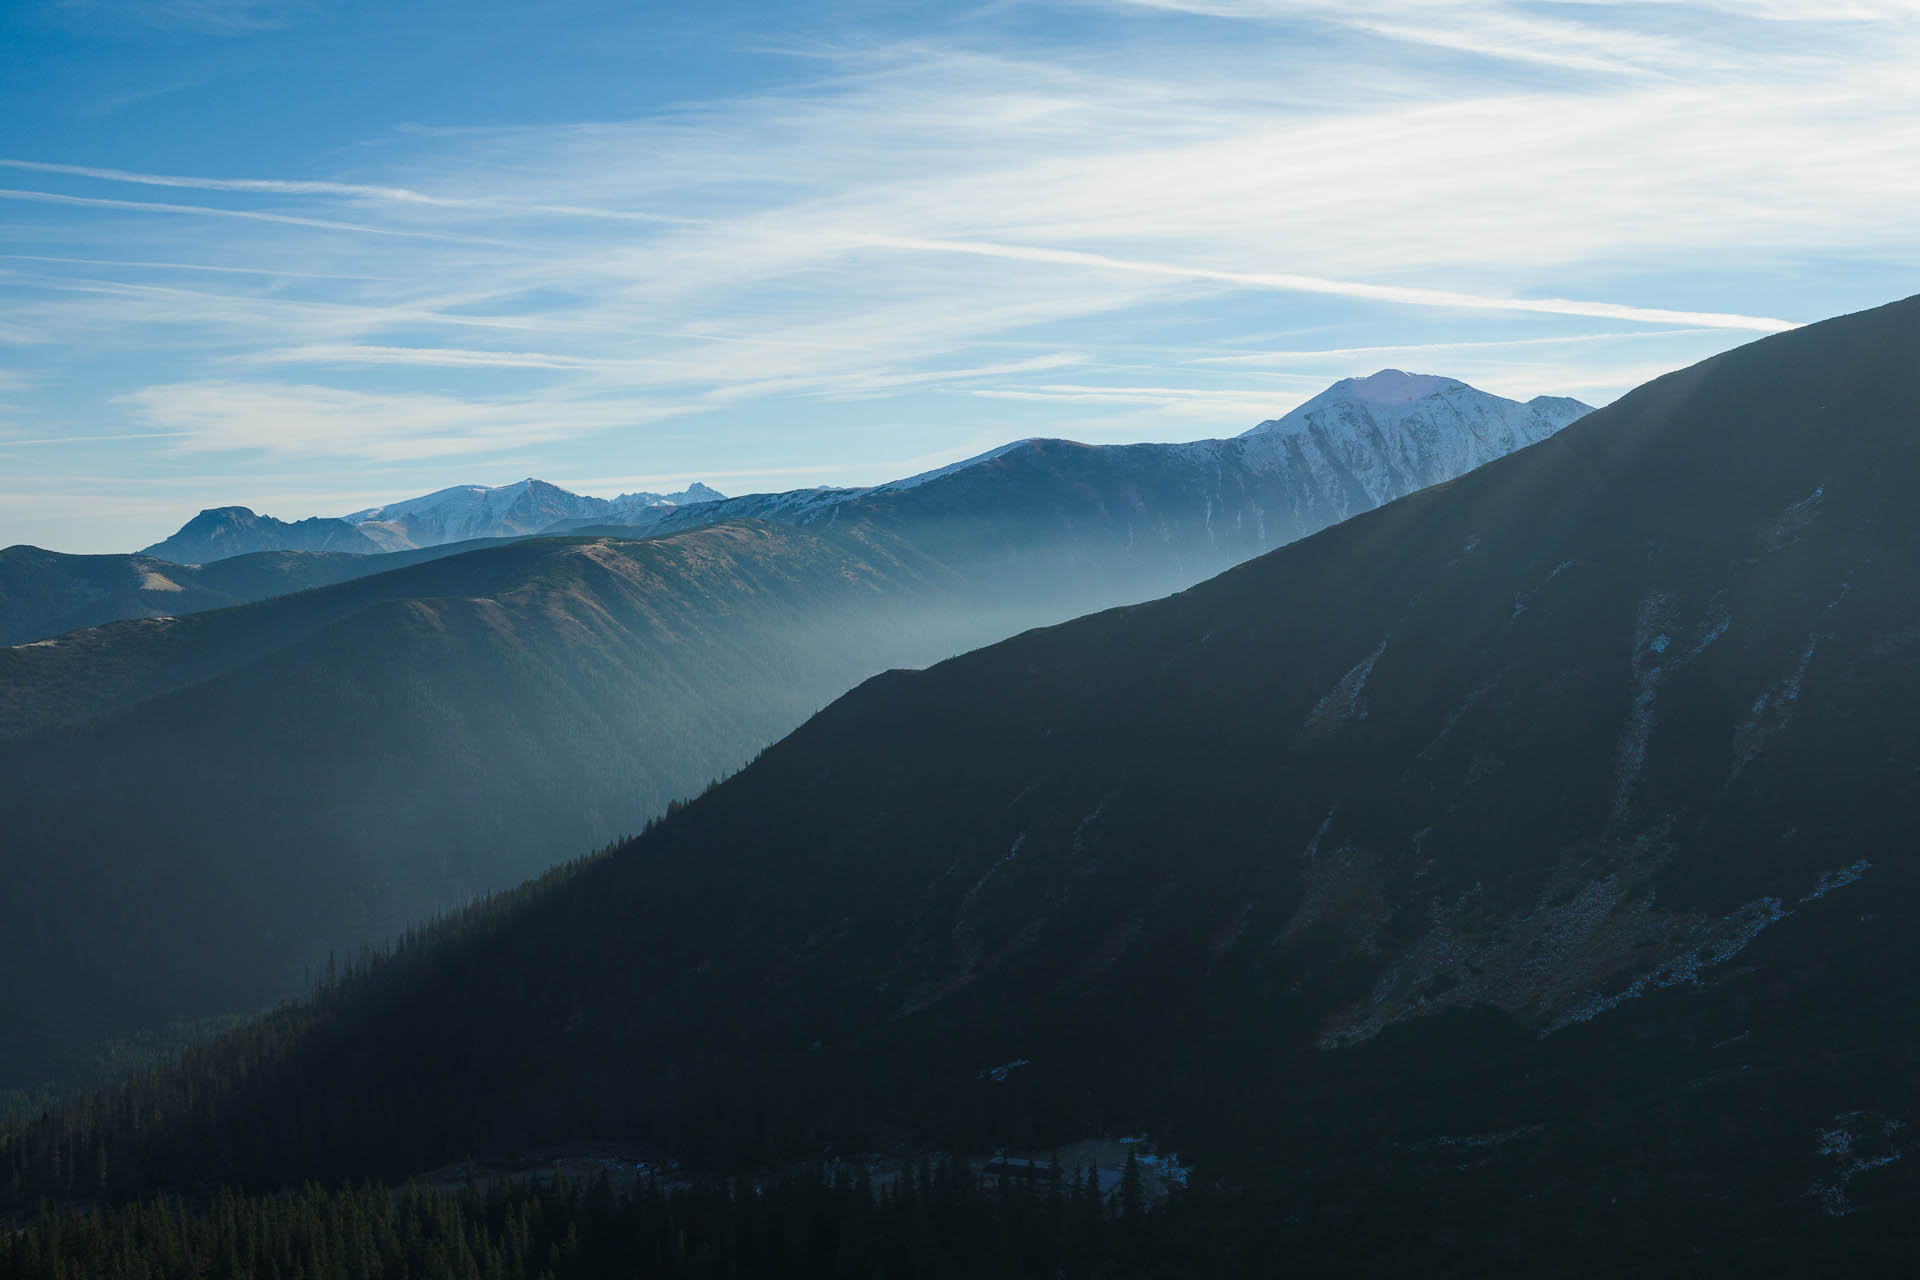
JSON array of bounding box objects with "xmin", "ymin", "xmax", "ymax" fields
[
  {"xmin": 22, "ymin": 297, "xmax": 1920, "ymax": 1269},
  {"xmin": 0, "ymin": 521, "xmax": 1024, "ymax": 1091}
]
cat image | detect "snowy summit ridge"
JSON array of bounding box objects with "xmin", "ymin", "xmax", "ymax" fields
[
  {"xmin": 630, "ymin": 370, "xmax": 1591, "ymax": 560},
  {"xmin": 1233, "ymin": 369, "xmax": 1591, "ymax": 520},
  {"xmin": 344, "ymin": 478, "xmax": 727, "ymax": 551}
]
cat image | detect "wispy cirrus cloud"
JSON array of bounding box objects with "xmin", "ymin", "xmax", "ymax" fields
[
  {"xmin": 1, "ymin": 252, "xmax": 381, "ymax": 280},
  {"xmin": 0, "ymin": 187, "xmax": 511, "ymax": 242},
  {"xmin": 46, "ymin": 0, "xmax": 305, "ymax": 36},
  {"xmin": 1194, "ymin": 329, "xmax": 1722, "ymax": 365},
  {"xmin": 0, "ymin": 158, "xmax": 704, "ymax": 225},
  {"xmin": 0, "ymin": 430, "xmax": 188, "ymax": 447},
  {"xmin": 5, "ymin": 0, "xmax": 1918, "ymax": 551},
  {"xmin": 117, "ymin": 380, "xmax": 694, "ymax": 462},
  {"xmin": 240, "ymin": 345, "xmax": 628, "ymax": 371},
  {"xmin": 0, "ymin": 158, "xmax": 450, "ymax": 204}
]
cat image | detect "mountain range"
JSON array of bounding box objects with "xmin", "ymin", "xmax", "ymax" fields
[
  {"xmin": 342, "ymin": 479, "xmax": 727, "ymax": 552},
  {"xmin": 581, "ymin": 370, "xmax": 1588, "ymax": 548},
  {"xmin": 122, "ymin": 371, "xmax": 1579, "ymax": 567},
  {"xmin": 12, "ymin": 297, "xmax": 1920, "ymax": 1269},
  {"xmin": 0, "ymin": 372, "xmax": 1584, "ymax": 1093},
  {"xmin": 4, "ymin": 374, "xmax": 1582, "ymax": 649},
  {"xmin": 129, "ymin": 481, "xmax": 728, "ymax": 565}
]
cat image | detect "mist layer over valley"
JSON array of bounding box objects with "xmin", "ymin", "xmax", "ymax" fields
[{"xmin": 0, "ymin": 374, "xmax": 1577, "ymax": 1093}]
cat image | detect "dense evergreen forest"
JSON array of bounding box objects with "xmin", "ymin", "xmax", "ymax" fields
[
  {"xmin": 1, "ymin": 1161, "xmax": 1246, "ymax": 1280},
  {"xmin": 5, "ymin": 798, "xmax": 1920, "ymax": 1275}
]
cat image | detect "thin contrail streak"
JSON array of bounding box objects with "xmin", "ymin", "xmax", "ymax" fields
[{"xmin": 864, "ymin": 236, "xmax": 1801, "ymax": 332}]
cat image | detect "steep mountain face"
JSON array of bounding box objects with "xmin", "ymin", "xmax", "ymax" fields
[
  {"xmin": 61, "ymin": 297, "xmax": 1920, "ymax": 1265},
  {"xmin": 344, "ymin": 479, "xmax": 727, "ymax": 550},
  {"xmin": 623, "ymin": 373, "xmax": 1588, "ymax": 594},
  {"xmin": 139, "ymin": 507, "xmax": 382, "ymax": 564}
]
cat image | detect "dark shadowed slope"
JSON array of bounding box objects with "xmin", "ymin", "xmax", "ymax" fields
[
  {"xmin": 32, "ymin": 296, "xmax": 1920, "ymax": 1269},
  {"xmin": 0, "ymin": 520, "xmax": 1033, "ymax": 1090}
]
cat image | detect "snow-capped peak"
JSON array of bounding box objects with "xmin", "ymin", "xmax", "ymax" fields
[
  {"xmin": 607, "ymin": 482, "xmax": 728, "ymax": 514},
  {"xmin": 344, "ymin": 478, "xmax": 583, "ymax": 526},
  {"xmin": 1323, "ymin": 369, "xmax": 1466, "ymax": 406},
  {"xmin": 1239, "ymin": 371, "xmax": 1587, "ymax": 443},
  {"xmin": 341, "ymin": 477, "xmax": 726, "ymax": 550},
  {"xmin": 1230, "ymin": 372, "xmax": 1591, "ymax": 520}
]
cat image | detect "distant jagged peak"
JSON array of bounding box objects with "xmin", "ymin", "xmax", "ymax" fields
[
  {"xmin": 172, "ymin": 505, "xmax": 308, "ymax": 531},
  {"xmin": 609, "ymin": 481, "xmax": 730, "ymax": 511},
  {"xmin": 140, "ymin": 505, "xmax": 380, "ymax": 564},
  {"xmin": 343, "ymin": 477, "xmax": 586, "ymax": 523},
  {"xmin": 176, "ymin": 504, "xmax": 272, "ymax": 525}
]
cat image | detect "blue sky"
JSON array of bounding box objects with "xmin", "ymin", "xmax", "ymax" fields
[{"xmin": 2, "ymin": 0, "xmax": 1916, "ymax": 552}]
